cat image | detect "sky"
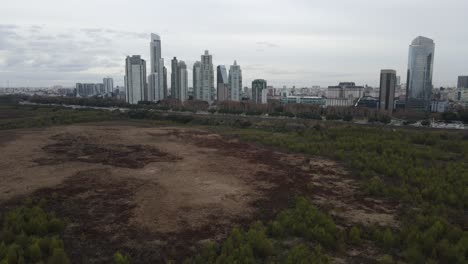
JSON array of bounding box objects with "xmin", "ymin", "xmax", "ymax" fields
[{"xmin": 0, "ymin": 0, "xmax": 467, "ymax": 88}]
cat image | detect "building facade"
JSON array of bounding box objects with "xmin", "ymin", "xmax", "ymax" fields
[
  {"xmin": 252, "ymin": 79, "xmax": 267, "ymax": 104},
  {"xmin": 125, "ymin": 55, "xmax": 147, "ymax": 104},
  {"xmin": 76, "ymin": 83, "xmax": 105, "ymax": 97},
  {"xmin": 171, "ymin": 57, "xmax": 179, "ymax": 99},
  {"xmin": 217, "ymin": 65, "xmax": 229, "ymax": 101},
  {"xmin": 200, "ymin": 50, "xmax": 214, "ymax": 103},
  {"xmin": 228, "ymin": 60, "xmax": 242, "ymax": 101},
  {"xmin": 406, "ymin": 36, "xmax": 435, "ymax": 111},
  {"xmin": 103, "ymin": 77, "xmax": 114, "ymax": 94},
  {"xmin": 148, "ymin": 34, "xmax": 165, "ymax": 102},
  {"xmin": 457, "ymin": 76, "xmax": 468, "ymax": 89},
  {"xmin": 281, "ymin": 96, "xmax": 326, "ymax": 106},
  {"xmin": 379, "ymin": 69, "xmax": 397, "ymax": 113},
  {"xmin": 193, "ymin": 62, "xmax": 202, "ymax": 100},
  {"xmin": 326, "ymin": 82, "xmax": 364, "ymax": 107},
  {"xmin": 178, "ymin": 61, "xmax": 188, "ymax": 102}
]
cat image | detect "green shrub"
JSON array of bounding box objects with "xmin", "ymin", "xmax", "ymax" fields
[
  {"xmin": 114, "ymin": 251, "xmax": 131, "ymax": 264},
  {"xmin": 348, "ymin": 226, "xmax": 361, "ymax": 245}
]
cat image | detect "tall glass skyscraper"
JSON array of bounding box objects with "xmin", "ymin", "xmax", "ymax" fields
[
  {"xmin": 406, "ymin": 36, "xmax": 435, "ymax": 111},
  {"xmin": 200, "ymin": 50, "xmax": 214, "ymax": 103},
  {"xmin": 125, "ymin": 55, "xmax": 147, "ymax": 104},
  {"xmin": 148, "ymin": 33, "xmax": 165, "ymax": 102},
  {"xmin": 228, "ymin": 61, "xmax": 242, "ymax": 101},
  {"xmin": 216, "ymin": 65, "xmax": 228, "ymax": 101}
]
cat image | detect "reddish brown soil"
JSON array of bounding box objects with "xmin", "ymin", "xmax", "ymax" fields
[
  {"xmin": 36, "ymin": 133, "xmax": 179, "ymax": 168},
  {"xmin": 0, "ymin": 122, "xmax": 398, "ymax": 263}
]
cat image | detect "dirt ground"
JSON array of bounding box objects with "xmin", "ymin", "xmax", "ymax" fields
[{"xmin": 0, "ymin": 121, "xmax": 398, "ymax": 263}]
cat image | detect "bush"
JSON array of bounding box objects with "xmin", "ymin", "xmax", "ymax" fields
[
  {"xmin": 114, "ymin": 251, "xmax": 131, "ymax": 264},
  {"xmin": 421, "ymin": 119, "xmax": 431, "ymax": 126},
  {"xmin": 325, "ymin": 114, "xmax": 341, "ymax": 120},
  {"xmin": 343, "ymin": 115, "xmax": 353, "ymax": 122},
  {"xmin": 348, "ymin": 226, "xmax": 361, "ymax": 245},
  {"xmin": 0, "ymin": 203, "xmax": 69, "ymax": 264}
]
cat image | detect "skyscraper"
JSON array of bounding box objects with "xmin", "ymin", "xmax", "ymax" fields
[
  {"xmin": 200, "ymin": 50, "xmax": 214, "ymax": 103},
  {"xmin": 252, "ymin": 79, "xmax": 267, "ymax": 104},
  {"xmin": 148, "ymin": 33, "xmax": 165, "ymax": 102},
  {"xmin": 125, "ymin": 55, "xmax": 147, "ymax": 104},
  {"xmin": 103, "ymin": 77, "xmax": 114, "ymax": 93},
  {"xmin": 217, "ymin": 65, "xmax": 228, "ymax": 101},
  {"xmin": 406, "ymin": 36, "xmax": 435, "ymax": 111},
  {"xmin": 193, "ymin": 62, "xmax": 202, "ymax": 100},
  {"xmin": 379, "ymin": 69, "xmax": 397, "ymax": 113},
  {"xmin": 171, "ymin": 57, "xmax": 179, "ymax": 99},
  {"xmin": 457, "ymin": 76, "xmax": 468, "ymax": 88},
  {"xmin": 163, "ymin": 66, "xmax": 168, "ymax": 98},
  {"xmin": 178, "ymin": 61, "xmax": 188, "ymax": 102},
  {"xmin": 150, "ymin": 33, "xmax": 161, "ymax": 73},
  {"xmin": 228, "ymin": 60, "xmax": 242, "ymax": 101}
]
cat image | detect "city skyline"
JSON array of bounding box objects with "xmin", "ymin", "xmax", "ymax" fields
[{"xmin": 1, "ymin": 0, "xmax": 467, "ymax": 87}]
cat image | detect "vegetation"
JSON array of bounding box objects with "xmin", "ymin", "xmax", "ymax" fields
[
  {"xmin": 114, "ymin": 251, "xmax": 131, "ymax": 264},
  {"xmin": 0, "ymin": 201, "xmax": 69, "ymax": 264},
  {"xmin": 184, "ymin": 197, "xmax": 333, "ymax": 264},
  {"xmin": 0, "ymin": 104, "xmax": 123, "ymax": 130},
  {"xmin": 227, "ymin": 124, "xmax": 468, "ymax": 263},
  {"xmin": 1, "ymin": 96, "xmax": 468, "ymax": 262}
]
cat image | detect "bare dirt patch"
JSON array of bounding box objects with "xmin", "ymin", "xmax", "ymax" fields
[
  {"xmin": 35, "ymin": 133, "xmax": 179, "ymax": 168},
  {"xmin": 0, "ymin": 122, "xmax": 398, "ymax": 263}
]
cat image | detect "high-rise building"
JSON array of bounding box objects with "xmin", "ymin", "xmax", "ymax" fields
[
  {"xmin": 163, "ymin": 66, "xmax": 168, "ymax": 98},
  {"xmin": 216, "ymin": 65, "xmax": 228, "ymax": 101},
  {"xmin": 148, "ymin": 34, "xmax": 165, "ymax": 102},
  {"xmin": 169, "ymin": 58, "xmax": 188, "ymax": 102},
  {"xmin": 125, "ymin": 55, "xmax": 147, "ymax": 104},
  {"xmin": 171, "ymin": 57, "xmax": 179, "ymax": 99},
  {"xmin": 193, "ymin": 62, "xmax": 202, "ymax": 100},
  {"xmin": 76, "ymin": 83, "xmax": 105, "ymax": 97},
  {"xmin": 406, "ymin": 36, "xmax": 435, "ymax": 111},
  {"xmin": 178, "ymin": 61, "xmax": 188, "ymax": 102},
  {"xmin": 228, "ymin": 60, "xmax": 242, "ymax": 101},
  {"xmin": 457, "ymin": 76, "xmax": 468, "ymax": 88},
  {"xmin": 150, "ymin": 33, "xmax": 161, "ymax": 73},
  {"xmin": 200, "ymin": 50, "xmax": 214, "ymax": 103},
  {"xmin": 379, "ymin": 69, "xmax": 397, "ymax": 113},
  {"xmin": 252, "ymin": 79, "xmax": 267, "ymax": 104},
  {"xmin": 103, "ymin": 77, "xmax": 114, "ymax": 93}
]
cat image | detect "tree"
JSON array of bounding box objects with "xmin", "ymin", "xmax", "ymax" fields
[
  {"xmin": 47, "ymin": 248, "xmax": 70, "ymax": 264},
  {"xmin": 114, "ymin": 251, "xmax": 131, "ymax": 264},
  {"xmin": 348, "ymin": 226, "xmax": 361, "ymax": 245}
]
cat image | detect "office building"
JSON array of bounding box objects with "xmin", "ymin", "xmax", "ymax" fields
[
  {"xmin": 252, "ymin": 79, "xmax": 267, "ymax": 104},
  {"xmin": 458, "ymin": 76, "xmax": 468, "ymax": 89},
  {"xmin": 326, "ymin": 82, "xmax": 364, "ymax": 106},
  {"xmin": 103, "ymin": 77, "xmax": 114, "ymax": 93},
  {"xmin": 148, "ymin": 34, "xmax": 165, "ymax": 102},
  {"xmin": 281, "ymin": 96, "xmax": 326, "ymax": 106},
  {"xmin": 228, "ymin": 60, "xmax": 242, "ymax": 101},
  {"xmin": 379, "ymin": 69, "xmax": 397, "ymax": 113},
  {"xmin": 217, "ymin": 65, "xmax": 228, "ymax": 101},
  {"xmin": 406, "ymin": 36, "xmax": 435, "ymax": 111},
  {"xmin": 125, "ymin": 55, "xmax": 147, "ymax": 104},
  {"xmin": 171, "ymin": 57, "xmax": 179, "ymax": 99},
  {"xmin": 76, "ymin": 83, "xmax": 105, "ymax": 97},
  {"xmin": 200, "ymin": 50, "xmax": 214, "ymax": 103},
  {"xmin": 163, "ymin": 66, "xmax": 168, "ymax": 98},
  {"xmin": 150, "ymin": 33, "xmax": 161, "ymax": 73},
  {"xmin": 178, "ymin": 61, "xmax": 188, "ymax": 102},
  {"xmin": 193, "ymin": 62, "xmax": 202, "ymax": 100}
]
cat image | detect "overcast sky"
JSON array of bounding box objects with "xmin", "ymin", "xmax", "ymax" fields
[{"xmin": 0, "ymin": 0, "xmax": 467, "ymax": 88}]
